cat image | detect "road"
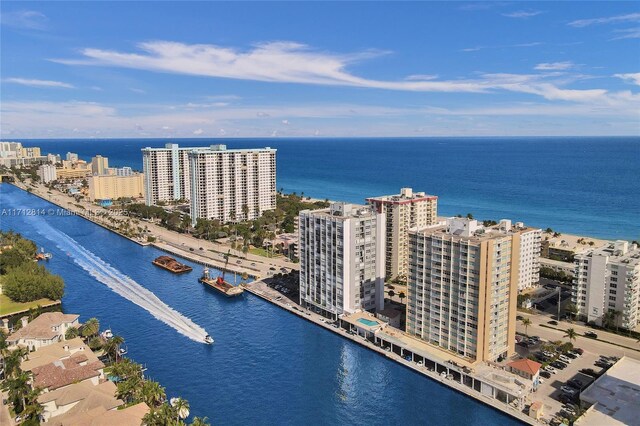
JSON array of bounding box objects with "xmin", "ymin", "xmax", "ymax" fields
[
  {"xmin": 21, "ymin": 181, "xmax": 299, "ymax": 280},
  {"xmin": 516, "ymin": 312, "xmax": 640, "ymax": 360}
]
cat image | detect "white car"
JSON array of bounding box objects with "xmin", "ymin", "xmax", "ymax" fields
[
  {"xmin": 559, "ymin": 355, "xmax": 572, "ymax": 363},
  {"xmin": 543, "ymin": 366, "xmax": 556, "ymax": 374}
]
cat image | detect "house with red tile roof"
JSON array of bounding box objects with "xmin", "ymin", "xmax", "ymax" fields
[
  {"xmin": 31, "ymin": 352, "xmax": 105, "ymax": 392},
  {"xmin": 507, "ymin": 358, "xmax": 542, "ymax": 390}
]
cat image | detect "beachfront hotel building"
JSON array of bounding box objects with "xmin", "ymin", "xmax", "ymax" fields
[
  {"xmin": 91, "ymin": 155, "xmax": 109, "ymax": 175},
  {"xmin": 0, "ymin": 142, "xmax": 46, "ymax": 167},
  {"xmin": 573, "ymin": 241, "xmax": 640, "ymax": 330},
  {"xmin": 407, "ymin": 217, "xmax": 520, "ymax": 363},
  {"xmin": 366, "ymin": 188, "xmax": 438, "ymax": 281},
  {"xmin": 489, "ymin": 220, "xmax": 542, "ymax": 291},
  {"xmin": 298, "ymin": 203, "xmax": 386, "ymax": 320},
  {"xmin": 88, "ymin": 173, "xmax": 145, "ymax": 201},
  {"xmin": 188, "ymin": 145, "xmax": 277, "ymax": 224}
]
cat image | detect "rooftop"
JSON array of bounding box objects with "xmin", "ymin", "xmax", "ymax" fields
[
  {"xmin": 301, "ymin": 202, "xmax": 376, "ymax": 220},
  {"xmin": 8, "ymin": 312, "xmax": 79, "ymax": 343},
  {"xmin": 542, "ymin": 232, "xmax": 608, "ymax": 254},
  {"xmin": 578, "ymin": 241, "xmax": 640, "ymax": 266},
  {"xmin": 142, "ymin": 143, "xmax": 276, "ymax": 153},
  {"xmin": 21, "ymin": 337, "xmax": 94, "ymax": 371},
  {"xmin": 577, "ymin": 357, "xmax": 640, "ymax": 426},
  {"xmin": 32, "ymin": 352, "xmax": 104, "ymax": 391},
  {"xmin": 507, "ymin": 358, "xmax": 541, "ymax": 375},
  {"xmin": 50, "ymin": 401, "xmax": 149, "ymax": 426},
  {"xmin": 366, "ymin": 187, "xmax": 437, "ymax": 204},
  {"xmin": 39, "ymin": 380, "xmax": 119, "ymax": 408}
]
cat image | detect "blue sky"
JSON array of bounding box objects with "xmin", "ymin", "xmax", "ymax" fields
[{"xmin": 1, "ymin": 1, "xmax": 639, "ymax": 138}]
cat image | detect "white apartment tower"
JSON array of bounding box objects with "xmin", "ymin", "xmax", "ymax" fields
[
  {"xmin": 299, "ymin": 203, "xmax": 386, "ymax": 320},
  {"xmin": 189, "ymin": 145, "xmax": 276, "ymax": 225},
  {"xmin": 366, "ymin": 188, "xmax": 438, "ymax": 281},
  {"xmin": 573, "ymin": 241, "xmax": 640, "ymax": 330},
  {"xmin": 37, "ymin": 164, "xmax": 57, "ymax": 183},
  {"xmin": 492, "ymin": 220, "xmax": 541, "ymax": 291},
  {"xmin": 142, "ymin": 143, "xmax": 192, "ymax": 205},
  {"xmin": 407, "ymin": 218, "xmax": 520, "ymax": 363}
]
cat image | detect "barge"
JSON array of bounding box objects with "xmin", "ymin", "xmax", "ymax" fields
[
  {"xmin": 152, "ymin": 256, "xmax": 193, "ymax": 274},
  {"xmin": 199, "ymin": 267, "xmax": 244, "ymax": 297}
]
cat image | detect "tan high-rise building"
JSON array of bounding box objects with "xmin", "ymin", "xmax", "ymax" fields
[
  {"xmin": 367, "ymin": 188, "xmax": 438, "ymax": 281},
  {"xmin": 88, "ymin": 173, "xmax": 145, "ymax": 201},
  {"xmin": 407, "ymin": 217, "xmax": 520, "ymax": 363},
  {"xmin": 91, "ymin": 155, "xmax": 109, "ymax": 175}
]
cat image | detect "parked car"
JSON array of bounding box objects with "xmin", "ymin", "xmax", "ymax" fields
[
  {"xmin": 551, "ymin": 361, "xmax": 567, "ymax": 369},
  {"xmin": 564, "ymin": 352, "xmax": 577, "ymax": 359},
  {"xmin": 540, "ymin": 371, "xmax": 552, "ymax": 379},
  {"xmin": 543, "ymin": 366, "xmax": 556, "ymax": 374},
  {"xmin": 561, "ymin": 386, "xmax": 579, "ymax": 395},
  {"xmin": 584, "ymin": 331, "xmax": 598, "ymax": 338},
  {"xmin": 558, "ymin": 393, "xmax": 577, "ymax": 404},
  {"xmin": 516, "ymin": 315, "xmax": 524, "ymax": 321},
  {"xmin": 548, "ymin": 320, "xmax": 558, "ymax": 325},
  {"xmin": 580, "ymin": 368, "xmax": 599, "ymax": 377},
  {"xmin": 559, "ymin": 355, "xmax": 572, "ymax": 363},
  {"xmin": 573, "ymin": 348, "xmax": 584, "ymax": 355}
]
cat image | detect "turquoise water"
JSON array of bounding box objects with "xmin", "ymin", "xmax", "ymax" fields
[
  {"xmin": 1, "ymin": 184, "xmax": 521, "ymax": 425},
  {"xmin": 17, "ymin": 136, "xmax": 640, "ymax": 241},
  {"xmin": 358, "ymin": 318, "xmax": 380, "ymax": 327}
]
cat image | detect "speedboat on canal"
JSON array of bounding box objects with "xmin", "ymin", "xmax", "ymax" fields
[{"xmin": 204, "ymin": 334, "xmax": 214, "ymax": 344}]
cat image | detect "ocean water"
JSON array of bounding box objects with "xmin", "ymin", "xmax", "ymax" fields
[
  {"xmin": 17, "ymin": 137, "xmax": 640, "ymax": 241},
  {"xmin": 0, "ymin": 184, "xmax": 520, "ymax": 425}
]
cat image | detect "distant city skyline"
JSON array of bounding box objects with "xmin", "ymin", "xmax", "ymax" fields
[{"xmin": 1, "ymin": 1, "xmax": 639, "ymax": 138}]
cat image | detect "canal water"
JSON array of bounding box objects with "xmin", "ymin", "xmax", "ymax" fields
[{"xmin": 0, "ymin": 184, "xmax": 520, "ymax": 425}]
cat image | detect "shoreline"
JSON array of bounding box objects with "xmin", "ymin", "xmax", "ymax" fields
[{"xmin": 244, "ymin": 281, "xmax": 535, "ymax": 425}]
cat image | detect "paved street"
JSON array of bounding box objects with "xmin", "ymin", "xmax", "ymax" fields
[{"xmin": 516, "ymin": 311, "xmax": 640, "ymax": 358}]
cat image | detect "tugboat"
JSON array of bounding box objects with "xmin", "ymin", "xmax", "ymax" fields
[
  {"xmin": 152, "ymin": 256, "xmax": 193, "ymax": 274},
  {"xmin": 204, "ymin": 335, "xmax": 214, "ymax": 344}
]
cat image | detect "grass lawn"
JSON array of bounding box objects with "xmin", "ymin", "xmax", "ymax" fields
[
  {"xmin": 248, "ymin": 247, "xmax": 279, "ymax": 258},
  {"xmin": 0, "ymin": 293, "xmax": 58, "ymax": 316}
]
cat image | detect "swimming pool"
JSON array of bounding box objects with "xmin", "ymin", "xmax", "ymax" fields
[{"xmin": 357, "ymin": 318, "xmax": 379, "ymax": 327}]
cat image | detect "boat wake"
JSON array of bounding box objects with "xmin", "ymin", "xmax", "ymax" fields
[{"xmin": 32, "ymin": 220, "xmax": 209, "ymax": 343}]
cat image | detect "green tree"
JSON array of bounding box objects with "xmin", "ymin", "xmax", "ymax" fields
[
  {"xmin": 399, "ymin": 292, "xmax": 406, "ymax": 303},
  {"xmin": 565, "ymin": 303, "xmax": 578, "ymax": 319},
  {"xmin": 190, "ymin": 417, "xmax": 210, "ymax": 426},
  {"xmin": 81, "ymin": 317, "xmax": 100, "ymax": 338},
  {"xmin": 103, "ymin": 335, "xmax": 125, "ymax": 362},
  {"xmin": 172, "ymin": 397, "xmax": 190, "ymax": 422},
  {"xmin": 65, "ymin": 326, "xmax": 79, "ymax": 340},
  {"xmin": 2, "ymin": 369, "xmax": 31, "ymax": 413},
  {"xmin": 387, "ymin": 290, "xmax": 395, "ymax": 300},
  {"xmin": 142, "ymin": 380, "xmax": 166, "ymax": 408},
  {"xmin": 521, "ymin": 318, "xmax": 532, "ymax": 336},
  {"xmin": 564, "ymin": 328, "xmax": 578, "ymax": 344}
]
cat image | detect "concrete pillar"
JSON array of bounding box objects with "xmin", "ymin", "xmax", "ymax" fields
[{"xmin": 2, "ymin": 318, "xmax": 8, "ymax": 332}]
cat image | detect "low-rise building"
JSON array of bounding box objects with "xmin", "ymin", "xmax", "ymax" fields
[
  {"xmin": 7, "ymin": 313, "xmax": 80, "ymax": 351},
  {"xmin": 56, "ymin": 160, "xmax": 92, "ymax": 179},
  {"xmin": 376, "ymin": 307, "xmax": 402, "ymax": 328},
  {"xmin": 507, "ymin": 358, "xmax": 541, "ymax": 390},
  {"xmin": 576, "ymin": 357, "xmax": 640, "ymax": 426},
  {"xmin": 88, "ymin": 173, "xmax": 145, "ymax": 201},
  {"xmin": 541, "ymin": 232, "xmax": 607, "ymax": 262},
  {"xmin": 39, "ymin": 380, "xmax": 121, "ymax": 422}
]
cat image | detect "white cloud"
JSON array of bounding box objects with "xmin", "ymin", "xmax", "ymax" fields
[
  {"xmin": 461, "ymin": 42, "xmax": 542, "ymax": 52},
  {"xmin": 281, "ymin": 119, "xmax": 289, "ymax": 125},
  {"xmin": 405, "ymin": 74, "xmax": 439, "ymax": 81},
  {"xmin": 193, "ymin": 128, "xmax": 204, "ymax": 135},
  {"xmin": 1, "ymin": 10, "xmax": 48, "ymax": 30},
  {"xmin": 130, "ymin": 88, "xmax": 146, "ymax": 94},
  {"xmin": 4, "ymin": 77, "xmax": 75, "ymax": 89},
  {"xmin": 610, "ymin": 27, "xmax": 640, "ymax": 40},
  {"xmin": 502, "ymin": 10, "xmax": 544, "ymax": 19},
  {"xmin": 534, "ymin": 62, "xmax": 574, "ymax": 71},
  {"xmin": 615, "ymin": 73, "xmax": 640, "ymax": 86},
  {"xmin": 568, "ymin": 13, "xmax": 640, "ymax": 28}
]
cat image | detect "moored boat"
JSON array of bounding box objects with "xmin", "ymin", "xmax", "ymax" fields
[
  {"xmin": 199, "ymin": 267, "xmax": 244, "ymax": 297},
  {"xmin": 152, "ymin": 256, "xmax": 193, "ymax": 274}
]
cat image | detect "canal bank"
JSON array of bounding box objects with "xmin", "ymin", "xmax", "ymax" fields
[
  {"xmin": 244, "ymin": 281, "xmax": 534, "ymax": 425},
  {"xmin": 1, "ymin": 183, "xmax": 522, "ymax": 425}
]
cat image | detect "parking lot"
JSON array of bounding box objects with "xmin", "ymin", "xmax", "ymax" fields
[{"xmin": 516, "ymin": 335, "xmax": 617, "ymax": 424}]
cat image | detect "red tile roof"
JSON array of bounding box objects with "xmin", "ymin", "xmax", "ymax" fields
[
  {"xmin": 32, "ymin": 353, "xmax": 104, "ymax": 391},
  {"xmin": 508, "ymin": 358, "xmax": 541, "ymax": 375}
]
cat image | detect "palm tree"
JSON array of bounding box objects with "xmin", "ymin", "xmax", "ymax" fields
[
  {"xmin": 190, "ymin": 416, "xmax": 210, "ymax": 426},
  {"xmin": 21, "ymin": 386, "xmax": 44, "ymax": 423},
  {"xmin": 81, "ymin": 317, "xmax": 100, "ymax": 338},
  {"xmin": 103, "ymin": 335, "xmax": 125, "ymax": 362},
  {"xmin": 2, "ymin": 370, "xmax": 31, "ymax": 413},
  {"xmin": 387, "ymin": 290, "xmax": 395, "ymax": 301},
  {"xmin": 399, "ymin": 292, "xmax": 406, "ymax": 304},
  {"xmin": 3, "ymin": 347, "xmax": 28, "ymax": 379},
  {"xmin": 141, "ymin": 380, "xmax": 166, "ymax": 408},
  {"xmin": 564, "ymin": 328, "xmax": 578, "ymax": 344},
  {"xmin": 65, "ymin": 326, "xmax": 79, "ymax": 340},
  {"xmin": 521, "ymin": 318, "xmax": 532, "ymax": 336},
  {"xmin": 171, "ymin": 397, "xmax": 190, "ymax": 422}
]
